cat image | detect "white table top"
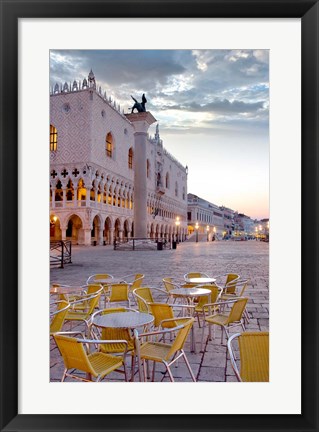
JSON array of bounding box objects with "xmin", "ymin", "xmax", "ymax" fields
[
  {"xmin": 186, "ymin": 277, "xmax": 216, "ymax": 284},
  {"xmin": 170, "ymin": 287, "xmax": 212, "ymax": 297},
  {"xmin": 92, "ymin": 311, "xmax": 154, "ymax": 329}
]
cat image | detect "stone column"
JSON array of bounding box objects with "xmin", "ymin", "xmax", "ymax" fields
[{"xmin": 125, "ymin": 112, "xmax": 156, "ymax": 238}]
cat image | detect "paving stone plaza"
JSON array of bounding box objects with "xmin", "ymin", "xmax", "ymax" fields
[{"xmin": 50, "ymin": 239, "xmax": 269, "ymax": 382}]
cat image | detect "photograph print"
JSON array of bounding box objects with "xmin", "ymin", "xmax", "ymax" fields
[{"xmin": 49, "ymin": 49, "xmax": 269, "ymax": 383}]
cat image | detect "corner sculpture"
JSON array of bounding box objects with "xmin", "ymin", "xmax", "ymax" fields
[{"xmin": 130, "ymin": 94, "xmax": 147, "ymax": 113}]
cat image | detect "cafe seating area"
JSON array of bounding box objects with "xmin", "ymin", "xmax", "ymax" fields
[{"xmin": 50, "ymin": 272, "xmax": 269, "ymax": 383}]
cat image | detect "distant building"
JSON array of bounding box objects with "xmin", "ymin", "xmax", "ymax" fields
[
  {"xmin": 187, "ymin": 193, "xmax": 224, "ymax": 240},
  {"xmin": 187, "ymin": 195, "xmax": 261, "ymax": 241},
  {"xmin": 233, "ymin": 212, "xmax": 255, "ymax": 238},
  {"xmin": 50, "ymin": 70, "xmax": 188, "ymax": 245}
]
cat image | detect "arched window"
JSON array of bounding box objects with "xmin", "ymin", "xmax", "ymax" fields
[
  {"xmin": 146, "ymin": 159, "xmax": 150, "ymax": 178},
  {"xmin": 165, "ymin": 173, "xmax": 169, "ymax": 189},
  {"xmin": 50, "ymin": 124, "xmax": 57, "ymax": 151},
  {"xmin": 175, "ymin": 181, "xmax": 178, "ymax": 197},
  {"xmin": 128, "ymin": 147, "xmax": 133, "ymax": 169},
  {"xmin": 77, "ymin": 179, "xmax": 86, "ymax": 201},
  {"xmin": 182, "ymin": 186, "xmax": 186, "ymax": 200},
  {"xmin": 66, "ymin": 180, "xmax": 74, "ymax": 201},
  {"xmin": 106, "ymin": 132, "xmax": 113, "ymax": 158}
]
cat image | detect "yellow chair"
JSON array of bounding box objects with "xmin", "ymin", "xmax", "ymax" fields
[
  {"xmin": 86, "ymin": 273, "xmax": 114, "ymax": 284},
  {"xmin": 54, "ymin": 332, "xmax": 128, "ymax": 382},
  {"xmin": 216, "ymin": 273, "xmax": 240, "ymax": 292},
  {"xmin": 193, "ymin": 284, "xmax": 221, "ymax": 327},
  {"xmin": 120, "ymin": 273, "xmax": 145, "ymax": 290},
  {"xmin": 221, "ymin": 279, "xmax": 250, "ymax": 323},
  {"xmin": 183, "ymin": 272, "xmax": 210, "ymax": 288},
  {"xmin": 200, "ymin": 297, "xmax": 248, "ymax": 350},
  {"xmin": 134, "ymin": 318, "xmax": 196, "ymax": 382},
  {"xmin": 107, "ymin": 283, "xmax": 131, "ymax": 308},
  {"xmin": 70, "ymin": 284, "xmax": 103, "ymax": 309},
  {"xmin": 148, "ymin": 302, "xmax": 193, "ymax": 330},
  {"xmin": 184, "ymin": 272, "xmax": 210, "ymax": 280},
  {"xmin": 90, "ymin": 307, "xmax": 138, "ymax": 381},
  {"xmin": 133, "ymin": 287, "xmax": 168, "ymax": 312},
  {"xmin": 119, "ymin": 274, "xmax": 145, "ymax": 304},
  {"xmin": 64, "ymin": 289, "xmax": 103, "ymax": 333},
  {"xmin": 50, "ymin": 301, "xmax": 70, "ymax": 334},
  {"xmin": 86, "ymin": 274, "xmax": 114, "ymax": 307},
  {"xmin": 227, "ymin": 331, "xmax": 269, "ymax": 382},
  {"xmin": 162, "ymin": 277, "xmax": 182, "ymax": 294}
]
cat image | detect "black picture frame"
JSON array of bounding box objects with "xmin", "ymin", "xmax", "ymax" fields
[{"xmin": 0, "ymin": 1, "xmax": 318, "ymax": 431}]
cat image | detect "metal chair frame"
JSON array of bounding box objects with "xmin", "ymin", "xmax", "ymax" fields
[
  {"xmin": 54, "ymin": 331, "xmax": 129, "ymax": 382},
  {"xmin": 133, "ymin": 319, "xmax": 196, "ymax": 382},
  {"xmin": 227, "ymin": 331, "xmax": 269, "ymax": 382},
  {"xmin": 200, "ymin": 297, "xmax": 248, "ymax": 351}
]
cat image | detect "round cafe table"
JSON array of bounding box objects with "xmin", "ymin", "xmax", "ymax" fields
[
  {"xmin": 92, "ymin": 311, "xmax": 154, "ymax": 329},
  {"xmin": 169, "ymin": 288, "xmax": 212, "ymax": 353},
  {"xmin": 169, "ymin": 287, "xmax": 212, "ymax": 306},
  {"xmin": 92, "ymin": 311, "xmax": 154, "ymax": 382}
]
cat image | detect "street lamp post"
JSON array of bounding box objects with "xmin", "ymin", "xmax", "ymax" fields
[
  {"xmin": 175, "ymin": 216, "xmax": 180, "ymax": 243},
  {"xmin": 206, "ymin": 225, "xmax": 209, "ymax": 242},
  {"xmin": 195, "ymin": 222, "xmax": 199, "ymax": 243}
]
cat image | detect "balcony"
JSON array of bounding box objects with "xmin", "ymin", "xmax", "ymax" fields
[{"xmin": 156, "ymin": 185, "xmax": 165, "ymax": 195}]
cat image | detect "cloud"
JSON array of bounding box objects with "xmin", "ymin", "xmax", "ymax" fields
[
  {"xmin": 50, "ymin": 48, "xmax": 269, "ymax": 134},
  {"xmin": 160, "ymin": 98, "xmax": 265, "ymax": 115}
]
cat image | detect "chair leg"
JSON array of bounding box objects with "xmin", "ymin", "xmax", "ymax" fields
[
  {"xmin": 182, "ymin": 351, "xmax": 196, "ymax": 382},
  {"xmin": 166, "ymin": 365, "xmax": 175, "ymax": 382},
  {"xmin": 143, "ymin": 360, "xmax": 147, "ymax": 381},
  {"xmin": 152, "ymin": 361, "xmax": 156, "ymax": 382},
  {"xmin": 200, "ymin": 322, "xmax": 207, "ymax": 352},
  {"xmin": 130, "ymin": 354, "xmax": 136, "ymax": 382},
  {"xmin": 123, "ymin": 360, "xmax": 128, "ymax": 382},
  {"xmin": 61, "ymin": 368, "xmax": 67, "ymax": 382}
]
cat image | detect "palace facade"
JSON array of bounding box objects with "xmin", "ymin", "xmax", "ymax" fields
[{"xmin": 50, "ymin": 70, "xmax": 188, "ymax": 246}]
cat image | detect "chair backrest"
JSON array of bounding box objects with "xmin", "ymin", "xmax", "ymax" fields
[
  {"xmin": 109, "ymin": 284, "xmax": 129, "ymax": 303},
  {"xmin": 228, "ymin": 332, "xmax": 269, "ymax": 382},
  {"xmin": 196, "ymin": 284, "xmax": 220, "ymax": 309},
  {"xmin": 162, "ymin": 277, "xmax": 177, "ymax": 293},
  {"xmin": 87, "ymin": 274, "xmax": 113, "ymax": 284},
  {"xmin": 148, "ymin": 302, "xmax": 175, "ymax": 328},
  {"xmin": 227, "ymin": 298, "xmax": 248, "ymax": 324},
  {"xmin": 236, "ymin": 279, "xmax": 249, "ymax": 297},
  {"xmin": 224, "ymin": 273, "xmax": 240, "ymax": 292},
  {"xmin": 54, "ymin": 334, "xmax": 96, "ymax": 375},
  {"xmin": 239, "ymin": 332, "xmax": 269, "ymax": 382},
  {"xmin": 85, "ymin": 283, "xmax": 103, "ymax": 295},
  {"xmin": 70, "ymin": 290, "xmax": 102, "ymax": 315},
  {"xmin": 50, "ymin": 301, "xmax": 70, "ymax": 333},
  {"xmin": 166, "ymin": 318, "xmax": 195, "ymax": 360},
  {"xmin": 131, "ymin": 274, "xmax": 145, "ymax": 289},
  {"xmin": 133, "ymin": 287, "xmax": 154, "ymax": 312}
]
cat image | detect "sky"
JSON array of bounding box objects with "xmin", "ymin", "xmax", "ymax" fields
[{"xmin": 50, "ymin": 49, "xmax": 269, "ymax": 220}]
